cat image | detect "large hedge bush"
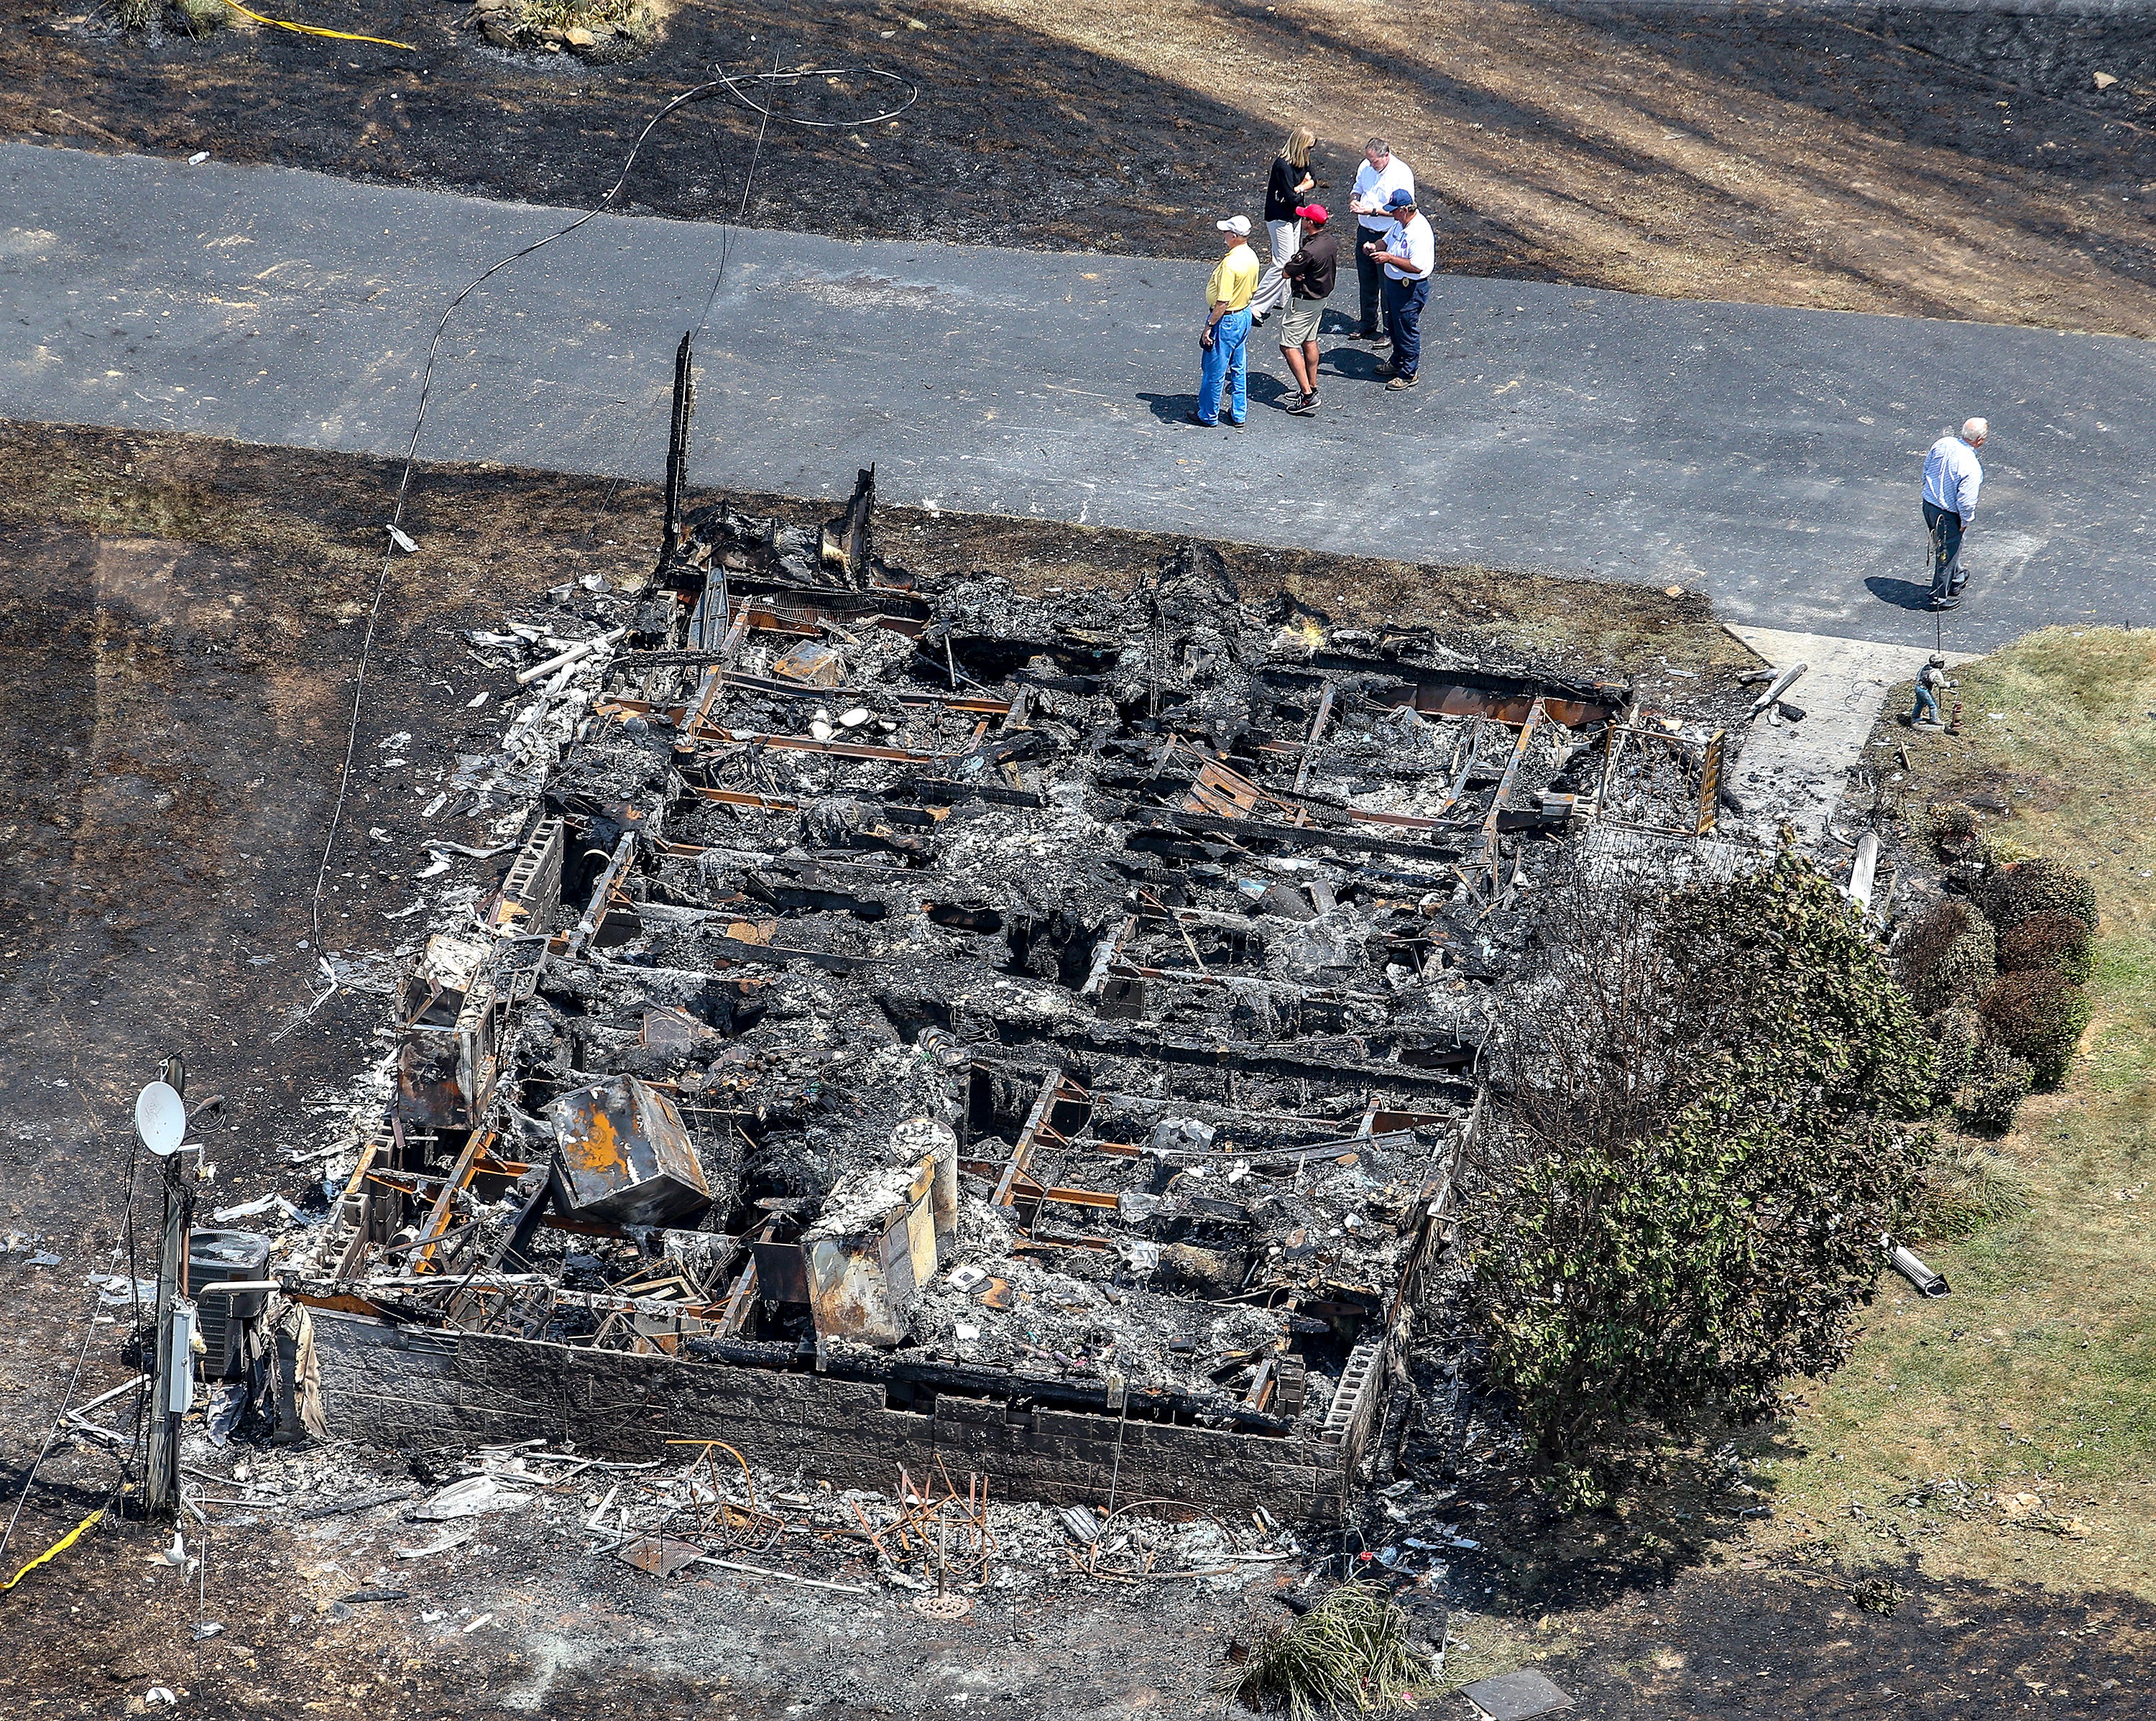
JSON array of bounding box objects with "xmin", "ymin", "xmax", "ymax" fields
[
  {"xmin": 1978, "ymin": 969, "xmax": 2092, "ymax": 1089},
  {"xmin": 1998, "ymin": 909, "xmax": 2093, "ymax": 983},
  {"xmin": 1981, "ymin": 857, "xmax": 2098, "ymax": 935},
  {"xmin": 1473, "ymin": 850, "xmax": 1934, "ymax": 1467},
  {"xmin": 1896, "ymin": 900, "xmax": 1998, "ymax": 1015}
]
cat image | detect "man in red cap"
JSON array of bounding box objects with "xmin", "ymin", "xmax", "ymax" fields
[{"xmin": 1276, "ymin": 203, "xmax": 1338, "ymax": 417}]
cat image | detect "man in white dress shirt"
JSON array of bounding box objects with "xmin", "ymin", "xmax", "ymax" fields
[
  {"xmin": 1922, "ymin": 417, "xmax": 1987, "ymax": 610},
  {"xmin": 1348, "ymin": 138, "xmax": 1414, "ymax": 344}
]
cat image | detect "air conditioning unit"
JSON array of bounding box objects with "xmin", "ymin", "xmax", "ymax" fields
[{"xmin": 188, "ymin": 1230, "xmax": 272, "ymax": 1380}]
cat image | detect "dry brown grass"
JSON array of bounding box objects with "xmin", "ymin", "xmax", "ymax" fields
[{"xmin": 952, "ymin": 0, "xmax": 2156, "ymax": 335}]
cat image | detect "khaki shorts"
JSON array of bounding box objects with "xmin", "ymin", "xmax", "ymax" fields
[{"xmin": 1278, "ymin": 297, "xmax": 1325, "ymax": 347}]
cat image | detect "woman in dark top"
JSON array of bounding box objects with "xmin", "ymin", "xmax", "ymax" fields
[{"xmin": 1250, "ymin": 126, "xmax": 1316, "ymax": 326}]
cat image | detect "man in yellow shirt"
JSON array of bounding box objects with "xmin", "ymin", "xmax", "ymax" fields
[{"xmin": 1193, "ymin": 216, "xmax": 1259, "ymax": 428}]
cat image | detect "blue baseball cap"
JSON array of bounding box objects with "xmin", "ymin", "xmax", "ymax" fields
[{"xmin": 1385, "ymin": 188, "xmax": 1416, "ymax": 211}]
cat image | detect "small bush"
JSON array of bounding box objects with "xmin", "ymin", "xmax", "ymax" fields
[
  {"xmin": 1998, "ymin": 910, "xmax": 2093, "ymax": 983},
  {"xmin": 1929, "ymin": 1007, "xmax": 1981, "ymax": 1111},
  {"xmin": 1219, "ymin": 1580, "xmax": 1427, "ymax": 1717},
  {"xmin": 1917, "ymin": 1137, "xmax": 2033, "ymax": 1235},
  {"xmin": 1980, "ymin": 857, "xmax": 2099, "ymax": 935},
  {"xmin": 115, "ymin": 0, "xmax": 157, "ymax": 24},
  {"xmin": 173, "ymin": 0, "xmax": 226, "ymax": 33},
  {"xmin": 1978, "ymin": 971, "xmax": 2091, "ymax": 1090},
  {"xmin": 1926, "ymin": 803, "xmax": 1986, "ymax": 864},
  {"xmin": 1896, "ymin": 900, "xmax": 1998, "ymax": 1015},
  {"xmin": 1957, "ymin": 1042, "xmax": 2033, "ymax": 1135}
]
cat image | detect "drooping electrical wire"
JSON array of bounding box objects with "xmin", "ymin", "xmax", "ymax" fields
[{"xmin": 305, "ymin": 59, "xmax": 918, "ymax": 959}]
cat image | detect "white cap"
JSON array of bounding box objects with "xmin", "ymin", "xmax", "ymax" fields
[{"xmin": 1217, "ymin": 215, "xmax": 1250, "ymax": 236}]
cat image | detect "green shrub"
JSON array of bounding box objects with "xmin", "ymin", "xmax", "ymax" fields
[
  {"xmin": 1955, "ymin": 1041, "xmax": 2033, "ymax": 1135},
  {"xmin": 1918, "ymin": 1136, "xmax": 2033, "ymax": 1232},
  {"xmin": 1896, "ymin": 900, "xmax": 1997, "ymax": 1015},
  {"xmin": 1998, "ymin": 909, "xmax": 2094, "ymax": 983},
  {"xmin": 1473, "ymin": 850, "xmax": 1935, "ymax": 1465},
  {"xmin": 173, "ymin": 0, "xmax": 226, "ymax": 32},
  {"xmin": 1929, "ymin": 1006, "xmax": 1981, "ymax": 1112},
  {"xmin": 1978, "ymin": 970, "xmax": 2091, "ymax": 1090},
  {"xmin": 1217, "ymin": 1580, "xmax": 1427, "ymax": 1717},
  {"xmin": 115, "ymin": 0, "xmax": 157, "ymax": 24},
  {"xmin": 1980, "ymin": 857, "xmax": 2099, "ymax": 935}
]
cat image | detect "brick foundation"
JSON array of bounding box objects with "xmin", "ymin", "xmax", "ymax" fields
[{"xmin": 313, "ymin": 1309, "xmax": 1363, "ymax": 1524}]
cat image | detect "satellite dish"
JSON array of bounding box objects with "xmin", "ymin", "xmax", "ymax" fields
[{"xmin": 134, "ymin": 1081, "xmax": 188, "ymax": 1157}]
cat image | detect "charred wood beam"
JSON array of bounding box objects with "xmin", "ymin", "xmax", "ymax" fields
[
  {"xmin": 658, "ymin": 331, "xmax": 695, "ymax": 568},
  {"xmin": 1291, "ymin": 684, "xmax": 1335, "ymax": 794},
  {"xmin": 1079, "ymin": 916, "xmax": 1138, "ymax": 1000},
  {"xmin": 991, "ymin": 1069, "xmax": 1075, "ymax": 1213},
  {"xmin": 567, "ymin": 831, "xmax": 638, "ymax": 958},
  {"xmin": 1141, "ymin": 810, "xmax": 1464, "ymax": 864},
  {"xmin": 671, "ymin": 1338, "xmax": 1302, "ymax": 1437},
  {"xmin": 411, "ymin": 1132, "xmax": 490, "ymax": 1273},
  {"xmin": 686, "ymin": 728, "xmax": 952, "ymax": 765},
  {"xmin": 1478, "ymin": 696, "xmax": 1547, "ymax": 891}
]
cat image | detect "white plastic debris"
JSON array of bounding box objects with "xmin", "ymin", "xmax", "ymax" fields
[{"xmin": 407, "ymin": 1475, "xmax": 533, "ymax": 1521}]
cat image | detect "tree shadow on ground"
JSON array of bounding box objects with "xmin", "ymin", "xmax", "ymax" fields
[
  {"xmin": 1412, "ymin": 1422, "xmax": 1806, "ymax": 1616},
  {"xmin": 1539, "ymin": 1559, "xmax": 2156, "ymax": 1718}
]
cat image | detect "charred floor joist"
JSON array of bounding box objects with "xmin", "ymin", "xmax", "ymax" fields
[{"xmin": 290, "ymin": 467, "xmax": 1703, "ymax": 1524}]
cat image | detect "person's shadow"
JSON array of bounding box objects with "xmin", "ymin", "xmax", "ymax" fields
[
  {"xmin": 1865, "ymin": 575, "xmax": 1935, "ymax": 611},
  {"xmin": 1137, "ymin": 368, "xmax": 1300, "ymax": 423},
  {"xmin": 1136, "ymin": 389, "xmax": 1199, "ymax": 425}
]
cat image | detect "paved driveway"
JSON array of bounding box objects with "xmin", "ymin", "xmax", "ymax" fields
[{"xmin": 4, "ymin": 142, "xmax": 2150, "ymax": 649}]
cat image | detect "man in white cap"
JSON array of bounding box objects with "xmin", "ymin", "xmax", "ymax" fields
[
  {"xmin": 1922, "ymin": 417, "xmax": 1989, "ymax": 609},
  {"xmin": 1193, "ymin": 214, "xmax": 1259, "ymax": 428}
]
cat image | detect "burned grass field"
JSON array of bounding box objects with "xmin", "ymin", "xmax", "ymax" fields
[
  {"xmin": 6, "ymin": 0, "xmax": 2155, "ymax": 333},
  {"xmin": 3, "ymin": 420, "xmax": 2152, "ymax": 1718}
]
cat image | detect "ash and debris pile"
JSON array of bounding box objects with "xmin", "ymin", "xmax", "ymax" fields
[{"xmin": 241, "ymin": 466, "xmax": 1745, "ymax": 1519}]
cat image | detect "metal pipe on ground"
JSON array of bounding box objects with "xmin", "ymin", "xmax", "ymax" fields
[
  {"xmin": 1749, "ymin": 660, "xmax": 1810, "ymax": 718},
  {"xmin": 1848, "ymin": 831, "xmax": 1881, "ymax": 912}
]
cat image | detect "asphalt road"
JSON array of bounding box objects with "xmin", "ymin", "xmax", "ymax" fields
[{"xmin": 3, "ymin": 142, "xmax": 2150, "ymax": 650}]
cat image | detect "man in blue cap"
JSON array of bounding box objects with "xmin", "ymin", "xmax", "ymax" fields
[{"xmin": 1361, "ymin": 188, "xmax": 1435, "ymax": 391}]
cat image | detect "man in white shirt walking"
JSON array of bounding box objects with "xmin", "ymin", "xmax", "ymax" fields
[
  {"xmin": 1922, "ymin": 417, "xmax": 1988, "ymax": 610},
  {"xmin": 1363, "ymin": 188, "xmax": 1435, "ymax": 390},
  {"xmin": 1348, "ymin": 138, "xmax": 1414, "ymax": 344}
]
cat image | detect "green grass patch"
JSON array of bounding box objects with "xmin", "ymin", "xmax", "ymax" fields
[{"xmin": 1746, "ymin": 629, "xmax": 2156, "ymax": 1597}]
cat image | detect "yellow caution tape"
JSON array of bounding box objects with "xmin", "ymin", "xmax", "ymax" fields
[
  {"xmin": 1, "ymin": 1508, "xmax": 104, "ymax": 1594},
  {"xmin": 219, "ymin": 0, "xmax": 416, "ymax": 50}
]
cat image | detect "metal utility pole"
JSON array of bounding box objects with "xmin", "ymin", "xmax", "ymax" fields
[
  {"xmin": 146, "ymin": 1154, "xmax": 193, "ymax": 1516},
  {"xmin": 137, "ymin": 1064, "xmax": 195, "ymax": 1518}
]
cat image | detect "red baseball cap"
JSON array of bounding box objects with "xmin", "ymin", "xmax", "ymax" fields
[{"xmin": 1295, "ymin": 203, "xmax": 1328, "ymax": 224}]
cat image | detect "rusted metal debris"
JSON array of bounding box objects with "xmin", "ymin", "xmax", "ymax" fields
[{"xmin": 275, "ymin": 457, "xmax": 1728, "ymax": 1520}]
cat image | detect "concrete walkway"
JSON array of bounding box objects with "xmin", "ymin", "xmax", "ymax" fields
[{"xmin": 3, "ymin": 142, "xmax": 2150, "ymax": 651}]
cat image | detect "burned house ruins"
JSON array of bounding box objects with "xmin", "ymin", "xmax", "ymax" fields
[{"xmin": 272, "ymin": 466, "xmax": 1725, "ymax": 1526}]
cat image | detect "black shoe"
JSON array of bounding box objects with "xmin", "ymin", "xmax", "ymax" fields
[
  {"xmin": 1930, "ymin": 598, "xmax": 1959, "ymax": 610},
  {"xmin": 1185, "ymin": 412, "xmax": 1216, "ymax": 428},
  {"xmin": 1226, "ymin": 417, "xmax": 1247, "ymax": 429},
  {"xmin": 1351, "ymin": 329, "xmax": 1381, "ymax": 342},
  {"xmin": 1288, "ymin": 393, "xmax": 1318, "ymax": 415}
]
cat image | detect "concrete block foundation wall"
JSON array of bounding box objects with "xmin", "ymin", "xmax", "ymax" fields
[{"xmin": 312, "ymin": 1310, "xmax": 1358, "ymax": 1524}]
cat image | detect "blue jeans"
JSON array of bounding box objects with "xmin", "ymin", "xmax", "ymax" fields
[
  {"xmin": 1911, "ymin": 686, "xmax": 1942, "ymax": 724},
  {"xmin": 1199, "ymin": 308, "xmax": 1250, "ymax": 424},
  {"xmin": 1383, "ymin": 276, "xmax": 1430, "ymax": 379}
]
